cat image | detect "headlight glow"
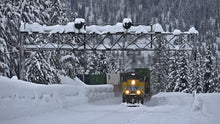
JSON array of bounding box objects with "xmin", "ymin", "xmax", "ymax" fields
[
  {"xmin": 136, "ymin": 90, "xmax": 141, "ymax": 95},
  {"xmin": 125, "ymin": 90, "xmax": 130, "ymax": 95},
  {"xmin": 131, "ymin": 80, "xmax": 135, "ymax": 85}
]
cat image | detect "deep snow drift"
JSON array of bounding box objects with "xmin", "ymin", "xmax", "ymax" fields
[
  {"xmin": 0, "ymin": 76, "xmax": 220, "ymax": 124},
  {"xmin": 0, "ymin": 76, "xmax": 113, "ymax": 121}
]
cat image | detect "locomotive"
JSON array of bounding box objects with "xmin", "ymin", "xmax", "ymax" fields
[{"xmin": 122, "ymin": 72, "xmax": 150, "ymax": 104}]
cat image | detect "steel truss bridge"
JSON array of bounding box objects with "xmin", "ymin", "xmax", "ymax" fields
[{"xmin": 19, "ymin": 19, "xmax": 198, "ymax": 79}]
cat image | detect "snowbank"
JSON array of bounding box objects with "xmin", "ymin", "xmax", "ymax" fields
[
  {"xmin": 146, "ymin": 92, "xmax": 194, "ymax": 107},
  {"xmin": 147, "ymin": 92, "xmax": 220, "ymax": 120},
  {"xmin": 60, "ymin": 75, "xmax": 114, "ymax": 101},
  {"xmin": 59, "ymin": 75, "xmax": 85, "ymax": 86},
  {"xmin": 0, "ymin": 76, "xmax": 84, "ymax": 120},
  {"xmin": 0, "ymin": 76, "xmax": 114, "ymax": 121},
  {"xmin": 85, "ymin": 85, "xmax": 114, "ymax": 102}
]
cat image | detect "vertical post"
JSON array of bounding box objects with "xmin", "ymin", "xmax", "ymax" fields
[
  {"xmin": 150, "ymin": 24, "xmax": 153, "ymax": 48},
  {"xmin": 193, "ymin": 34, "xmax": 197, "ymax": 61},
  {"xmin": 192, "ymin": 33, "xmax": 198, "ymax": 91},
  {"xmin": 122, "ymin": 33, "xmax": 126, "ymax": 72},
  {"xmin": 83, "ymin": 33, "xmax": 87, "ymax": 75},
  {"xmin": 19, "ymin": 32, "xmax": 25, "ymax": 80}
]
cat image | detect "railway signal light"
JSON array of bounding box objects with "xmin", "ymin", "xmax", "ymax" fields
[{"xmin": 123, "ymin": 18, "xmax": 133, "ymax": 29}]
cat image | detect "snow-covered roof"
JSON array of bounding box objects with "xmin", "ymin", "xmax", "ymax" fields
[{"xmin": 20, "ymin": 20, "xmax": 199, "ymax": 35}]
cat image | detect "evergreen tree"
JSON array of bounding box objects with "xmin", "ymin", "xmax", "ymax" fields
[
  {"xmin": 25, "ymin": 52, "xmax": 60, "ymax": 84},
  {"xmin": 151, "ymin": 38, "xmax": 169, "ymax": 92},
  {"xmin": 190, "ymin": 53, "xmax": 204, "ymax": 93},
  {"xmin": 216, "ymin": 54, "xmax": 220, "ymax": 92},
  {"xmin": 0, "ymin": 0, "xmax": 69, "ymax": 83},
  {"xmin": 203, "ymin": 42, "xmax": 216, "ymax": 93},
  {"xmin": 23, "ymin": 0, "xmax": 68, "ymax": 83},
  {"xmin": 166, "ymin": 51, "xmax": 178, "ymax": 92},
  {"xmin": 0, "ymin": 8, "xmax": 10, "ymax": 77},
  {"xmin": 0, "ymin": 1, "xmax": 21, "ymax": 77},
  {"xmin": 87, "ymin": 51, "xmax": 117, "ymax": 74},
  {"xmin": 88, "ymin": 51, "xmax": 99, "ymax": 74},
  {"xmin": 0, "ymin": 38, "xmax": 10, "ymax": 76},
  {"xmin": 174, "ymin": 52, "xmax": 189, "ymax": 93},
  {"xmin": 151, "ymin": 62, "xmax": 161, "ymax": 92},
  {"xmin": 60, "ymin": 52, "xmax": 79, "ymax": 78}
]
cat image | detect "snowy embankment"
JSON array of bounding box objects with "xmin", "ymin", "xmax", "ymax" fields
[
  {"xmin": 0, "ymin": 76, "xmax": 113, "ymax": 121},
  {"xmin": 137, "ymin": 92, "xmax": 220, "ymax": 124},
  {"xmin": 1, "ymin": 92, "xmax": 220, "ymax": 124}
]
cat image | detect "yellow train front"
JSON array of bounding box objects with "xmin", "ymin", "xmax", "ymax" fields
[{"xmin": 122, "ymin": 72, "xmax": 150, "ymax": 104}]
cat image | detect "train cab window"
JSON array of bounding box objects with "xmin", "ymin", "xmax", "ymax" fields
[{"xmin": 122, "ymin": 72, "xmax": 145, "ymax": 82}]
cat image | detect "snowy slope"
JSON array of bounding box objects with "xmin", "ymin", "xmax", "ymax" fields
[{"xmin": 0, "ymin": 76, "xmax": 113, "ymax": 121}]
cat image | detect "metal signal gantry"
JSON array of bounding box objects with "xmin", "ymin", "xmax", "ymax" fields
[{"xmin": 19, "ymin": 18, "xmax": 198, "ymax": 80}]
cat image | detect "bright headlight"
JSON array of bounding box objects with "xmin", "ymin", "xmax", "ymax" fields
[
  {"xmin": 131, "ymin": 80, "xmax": 135, "ymax": 85},
  {"xmin": 125, "ymin": 90, "xmax": 130, "ymax": 95},
  {"xmin": 136, "ymin": 90, "xmax": 141, "ymax": 95}
]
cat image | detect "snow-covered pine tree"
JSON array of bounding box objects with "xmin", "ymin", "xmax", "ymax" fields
[
  {"xmin": 0, "ymin": 8, "xmax": 10, "ymax": 77},
  {"xmin": 60, "ymin": 52, "xmax": 79, "ymax": 78},
  {"xmin": 0, "ymin": 38, "xmax": 10, "ymax": 77},
  {"xmin": 0, "ymin": 0, "xmax": 68, "ymax": 82},
  {"xmin": 108, "ymin": 51, "xmax": 119, "ymax": 73},
  {"xmin": 150, "ymin": 62, "xmax": 161, "ymax": 93},
  {"xmin": 97, "ymin": 52, "xmax": 110, "ymax": 74},
  {"xmin": 151, "ymin": 38, "xmax": 169, "ymax": 93},
  {"xmin": 25, "ymin": 52, "xmax": 60, "ymax": 84},
  {"xmin": 88, "ymin": 51, "xmax": 99, "ymax": 74},
  {"xmin": 109, "ymin": 51, "xmax": 120, "ymax": 73},
  {"xmin": 0, "ymin": 1, "xmax": 21, "ymax": 77},
  {"xmin": 174, "ymin": 51, "xmax": 189, "ymax": 93},
  {"xmin": 213, "ymin": 53, "xmax": 220, "ymax": 92},
  {"xmin": 46, "ymin": 0, "xmax": 68, "ymax": 25},
  {"xmin": 203, "ymin": 42, "xmax": 217, "ymax": 93},
  {"xmin": 216, "ymin": 54, "xmax": 220, "ymax": 92},
  {"xmin": 166, "ymin": 51, "xmax": 179, "ymax": 92},
  {"xmin": 21, "ymin": 0, "xmax": 68, "ymax": 83},
  {"xmin": 190, "ymin": 53, "xmax": 204, "ymax": 93},
  {"xmin": 86, "ymin": 51, "xmax": 117, "ymax": 74},
  {"xmin": 75, "ymin": 51, "xmax": 90, "ymax": 74}
]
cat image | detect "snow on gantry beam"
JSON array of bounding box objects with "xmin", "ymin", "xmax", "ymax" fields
[
  {"xmin": 172, "ymin": 27, "xmax": 199, "ymax": 35},
  {"xmin": 19, "ymin": 19, "xmax": 198, "ymax": 35}
]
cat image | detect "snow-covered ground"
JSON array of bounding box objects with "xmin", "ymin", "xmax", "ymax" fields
[
  {"xmin": 0, "ymin": 76, "xmax": 220, "ymax": 124},
  {"xmin": 0, "ymin": 76, "xmax": 113, "ymax": 121}
]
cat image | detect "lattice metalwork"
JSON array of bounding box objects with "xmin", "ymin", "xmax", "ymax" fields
[{"xmin": 19, "ymin": 23, "xmax": 198, "ymax": 80}]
